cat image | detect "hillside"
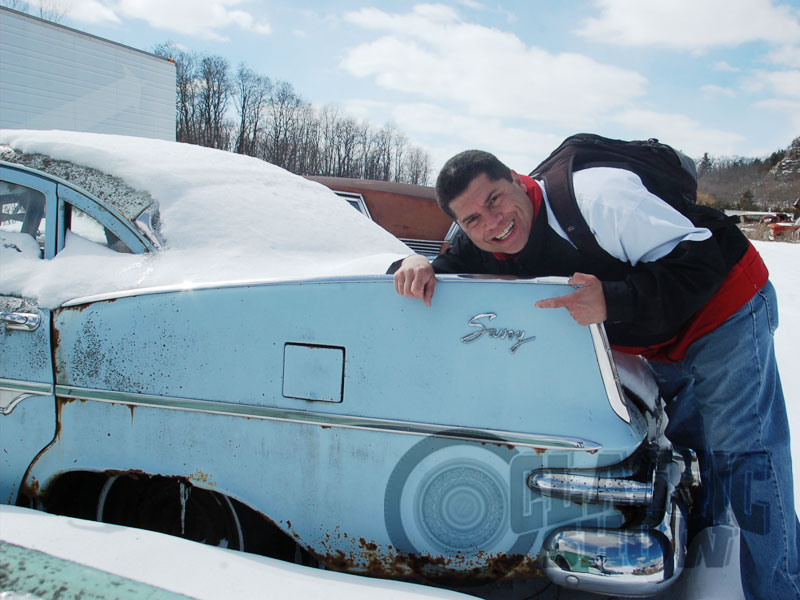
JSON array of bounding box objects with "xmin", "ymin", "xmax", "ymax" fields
[{"xmin": 697, "ymin": 137, "xmax": 800, "ymax": 212}]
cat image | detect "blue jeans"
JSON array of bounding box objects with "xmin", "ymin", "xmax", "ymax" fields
[{"xmin": 649, "ymin": 281, "xmax": 800, "ymax": 600}]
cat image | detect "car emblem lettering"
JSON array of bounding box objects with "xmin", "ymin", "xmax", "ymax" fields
[{"xmin": 460, "ymin": 313, "xmax": 535, "ymax": 354}]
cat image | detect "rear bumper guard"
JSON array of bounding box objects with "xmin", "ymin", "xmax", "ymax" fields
[{"xmin": 537, "ymin": 450, "xmax": 695, "ymax": 597}]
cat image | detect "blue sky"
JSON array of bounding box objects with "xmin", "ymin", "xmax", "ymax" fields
[{"xmin": 53, "ymin": 0, "xmax": 800, "ymax": 173}]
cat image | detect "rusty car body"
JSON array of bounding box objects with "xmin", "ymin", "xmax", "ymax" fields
[{"xmin": 0, "ymin": 131, "xmax": 696, "ymax": 599}]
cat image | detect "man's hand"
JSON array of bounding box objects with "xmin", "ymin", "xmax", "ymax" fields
[
  {"xmin": 535, "ymin": 273, "xmax": 607, "ymax": 325},
  {"xmin": 393, "ymin": 254, "xmax": 437, "ymax": 306}
]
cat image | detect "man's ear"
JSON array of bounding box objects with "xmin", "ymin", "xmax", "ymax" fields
[{"xmin": 510, "ymin": 170, "xmax": 526, "ymax": 192}]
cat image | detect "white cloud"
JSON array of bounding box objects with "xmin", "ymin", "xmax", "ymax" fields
[
  {"xmin": 755, "ymin": 98, "xmax": 800, "ymax": 132},
  {"xmin": 767, "ymin": 45, "xmax": 800, "ymax": 68},
  {"xmin": 68, "ymin": 0, "xmax": 121, "ymax": 24},
  {"xmin": 340, "ymin": 5, "xmax": 646, "ymax": 126},
  {"xmin": 712, "ymin": 61, "xmax": 740, "ymax": 73},
  {"xmin": 343, "ymin": 99, "xmax": 577, "ymax": 174},
  {"xmin": 68, "ymin": 0, "xmax": 271, "ymax": 40},
  {"xmin": 452, "ymin": 0, "xmax": 485, "ymax": 9},
  {"xmin": 576, "ymin": 0, "xmax": 800, "ymax": 51},
  {"xmin": 750, "ymin": 70, "xmax": 800, "ymax": 132},
  {"xmin": 701, "ymin": 84, "xmax": 736, "ymax": 97},
  {"xmin": 756, "ymin": 69, "xmax": 800, "ymax": 98},
  {"xmin": 610, "ymin": 109, "xmax": 746, "ymax": 156}
]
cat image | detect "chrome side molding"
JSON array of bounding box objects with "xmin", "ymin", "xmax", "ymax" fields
[{"xmin": 54, "ymin": 384, "xmax": 603, "ymax": 451}]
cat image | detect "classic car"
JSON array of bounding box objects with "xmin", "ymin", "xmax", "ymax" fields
[
  {"xmin": 305, "ymin": 175, "xmax": 458, "ymax": 258},
  {"xmin": 0, "ymin": 130, "xmax": 698, "ymax": 599}
]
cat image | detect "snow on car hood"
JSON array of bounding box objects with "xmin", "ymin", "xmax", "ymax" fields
[{"xmin": 0, "ymin": 130, "xmax": 411, "ymax": 307}]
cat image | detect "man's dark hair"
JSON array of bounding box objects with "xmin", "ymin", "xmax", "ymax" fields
[{"xmin": 435, "ymin": 150, "xmax": 512, "ymax": 219}]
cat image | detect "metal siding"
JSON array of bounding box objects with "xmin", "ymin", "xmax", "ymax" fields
[{"xmin": 0, "ymin": 8, "xmax": 175, "ymax": 140}]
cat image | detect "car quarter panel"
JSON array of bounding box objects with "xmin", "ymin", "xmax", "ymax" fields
[
  {"xmin": 51, "ymin": 277, "xmax": 642, "ymax": 454},
  {"xmin": 30, "ymin": 277, "xmax": 646, "ymax": 577}
]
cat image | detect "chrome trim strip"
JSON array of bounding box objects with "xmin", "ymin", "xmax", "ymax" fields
[
  {"xmin": 0, "ymin": 379, "xmax": 53, "ymax": 415},
  {"xmin": 54, "ymin": 385, "xmax": 601, "ymax": 451},
  {"xmin": 590, "ymin": 324, "xmax": 630, "ymax": 423},
  {"xmin": 61, "ymin": 274, "xmax": 575, "ymax": 307},
  {"xmin": 0, "ymin": 379, "xmax": 53, "ymax": 395}
]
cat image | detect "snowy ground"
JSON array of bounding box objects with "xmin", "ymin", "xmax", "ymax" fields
[{"xmin": 755, "ymin": 240, "xmax": 800, "ymax": 510}]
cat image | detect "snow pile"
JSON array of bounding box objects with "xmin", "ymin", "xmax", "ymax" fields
[
  {"xmin": 0, "ymin": 130, "xmax": 411, "ymax": 307},
  {"xmin": 0, "ymin": 505, "xmax": 473, "ymax": 600}
]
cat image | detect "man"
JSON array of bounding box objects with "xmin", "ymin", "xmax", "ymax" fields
[{"xmin": 392, "ymin": 147, "xmax": 799, "ymax": 599}]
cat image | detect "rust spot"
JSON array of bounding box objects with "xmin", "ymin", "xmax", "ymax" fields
[
  {"xmin": 534, "ymin": 447, "xmax": 547, "ymax": 455},
  {"xmin": 61, "ymin": 303, "xmax": 92, "ymax": 313},
  {"xmin": 20, "ymin": 476, "xmax": 40, "ymax": 498},
  {"xmin": 587, "ymin": 448, "xmax": 600, "ymax": 455},
  {"xmin": 358, "ymin": 538, "xmax": 377, "ymax": 552},
  {"xmin": 308, "ymin": 542, "xmax": 543, "ymax": 588},
  {"xmin": 188, "ymin": 470, "xmax": 215, "ymax": 487},
  {"xmin": 51, "ymin": 325, "xmax": 63, "ymax": 378}
]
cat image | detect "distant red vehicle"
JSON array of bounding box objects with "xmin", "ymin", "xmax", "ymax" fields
[
  {"xmin": 768, "ymin": 216, "xmax": 800, "ymax": 240},
  {"xmin": 306, "ymin": 176, "xmax": 457, "ymax": 257}
]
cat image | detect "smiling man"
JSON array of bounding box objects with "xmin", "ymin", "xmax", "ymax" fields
[{"xmin": 392, "ymin": 145, "xmax": 799, "ymax": 600}]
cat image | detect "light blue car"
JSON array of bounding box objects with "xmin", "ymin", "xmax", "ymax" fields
[{"xmin": 0, "ymin": 131, "xmax": 698, "ymax": 599}]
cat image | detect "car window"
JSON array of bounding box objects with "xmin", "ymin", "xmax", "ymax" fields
[
  {"xmin": 0, "ymin": 181, "xmax": 46, "ymax": 252},
  {"xmin": 68, "ymin": 204, "xmax": 134, "ymax": 254}
]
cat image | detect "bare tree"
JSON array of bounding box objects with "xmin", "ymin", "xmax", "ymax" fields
[
  {"xmin": 154, "ymin": 42, "xmax": 200, "ymax": 144},
  {"xmin": 0, "ymin": 0, "xmax": 31, "ymax": 12},
  {"xmin": 392, "ymin": 131, "xmax": 407, "ymax": 182},
  {"xmin": 404, "ymin": 147, "xmax": 431, "ymax": 185},
  {"xmin": 263, "ymin": 81, "xmax": 305, "ymax": 168},
  {"xmin": 233, "ymin": 63, "xmax": 271, "ymax": 157},
  {"xmin": 197, "ymin": 54, "xmax": 233, "ymax": 149},
  {"xmin": 33, "ymin": 0, "xmax": 68, "ymax": 21},
  {"xmin": 2, "ymin": 0, "xmax": 70, "ymax": 21}
]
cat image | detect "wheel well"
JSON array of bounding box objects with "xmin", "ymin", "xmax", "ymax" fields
[{"xmin": 23, "ymin": 471, "xmax": 301, "ymax": 563}]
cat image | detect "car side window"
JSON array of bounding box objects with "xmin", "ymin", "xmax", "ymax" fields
[
  {"xmin": 68, "ymin": 204, "xmax": 134, "ymax": 254},
  {"xmin": 0, "ymin": 181, "xmax": 47, "ymax": 253}
]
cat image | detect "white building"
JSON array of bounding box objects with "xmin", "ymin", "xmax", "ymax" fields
[{"xmin": 0, "ymin": 7, "xmax": 175, "ymax": 140}]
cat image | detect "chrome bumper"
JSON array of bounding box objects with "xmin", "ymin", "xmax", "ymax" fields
[{"xmin": 538, "ymin": 451, "xmax": 695, "ymax": 597}]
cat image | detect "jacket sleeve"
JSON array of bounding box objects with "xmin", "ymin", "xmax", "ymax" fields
[{"xmin": 601, "ymin": 236, "xmax": 729, "ymax": 337}]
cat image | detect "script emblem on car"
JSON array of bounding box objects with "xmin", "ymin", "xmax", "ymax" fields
[{"xmin": 460, "ymin": 313, "xmax": 535, "ymax": 354}]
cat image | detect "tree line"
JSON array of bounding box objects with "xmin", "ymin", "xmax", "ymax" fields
[
  {"xmin": 696, "ymin": 145, "xmax": 800, "ymax": 212},
  {"xmin": 153, "ymin": 43, "xmax": 432, "ymax": 185}
]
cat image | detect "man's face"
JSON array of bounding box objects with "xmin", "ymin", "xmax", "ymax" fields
[{"xmin": 449, "ymin": 172, "xmax": 534, "ymax": 254}]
